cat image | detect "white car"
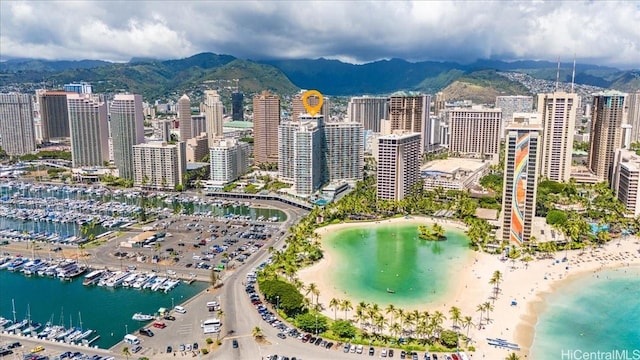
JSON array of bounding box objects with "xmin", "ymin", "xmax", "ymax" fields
[{"xmin": 174, "ymin": 306, "xmax": 187, "ymax": 314}]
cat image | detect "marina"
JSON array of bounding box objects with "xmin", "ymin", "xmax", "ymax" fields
[
  {"xmin": 0, "ymin": 268, "xmax": 207, "ymax": 348},
  {"xmin": 0, "ymin": 181, "xmax": 286, "ymax": 241},
  {"xmin": 0, "ymin": 256, "xmax": 191, "ymax": 293}
]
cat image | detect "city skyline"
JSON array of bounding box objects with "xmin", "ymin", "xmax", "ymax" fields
[{"xmin": 1, "ymin": 1, "xmax": 638, "ymax": 68}]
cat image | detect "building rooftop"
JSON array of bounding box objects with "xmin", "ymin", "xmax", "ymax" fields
[
  {"xmin": 223, "ymin": 121, "xmax": 254, "ymax": 129},
  {"xmin": 421, "ymin": 158, "xmax": 488, "ymax": 175}
]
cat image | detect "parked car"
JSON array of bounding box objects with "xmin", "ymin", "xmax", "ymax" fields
[
  {"xmin": 232, "ymin": 339, "xmax": 239, "ymax": 348},
  {"xmin": 369, "ymin": 347, "xmax": 375, "ymax": 356},
  {"xmin": 277, "ymin": 333, "xmax": 287, "ymax": 339}
]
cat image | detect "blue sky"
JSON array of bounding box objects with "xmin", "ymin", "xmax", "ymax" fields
[{"xmin": 1, "ymin": 1, "xmax": 638, "ymax": 68}]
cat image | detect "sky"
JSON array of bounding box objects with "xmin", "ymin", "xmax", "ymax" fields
[{"xmin": 1, "ymin": 1, "xmax": 639, "ymax": 68}]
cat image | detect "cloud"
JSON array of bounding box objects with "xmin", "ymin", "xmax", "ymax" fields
[{"xmin": 1, "ymin": 0, "xmax": 638, "ymax": 68}]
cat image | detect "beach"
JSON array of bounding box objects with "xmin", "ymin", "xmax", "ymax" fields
[{"xmin": 297, "ymin": 216, "xmax": 640, "ymax": 358}]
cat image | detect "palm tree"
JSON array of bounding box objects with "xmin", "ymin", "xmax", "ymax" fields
[
  {"xmin": 329, "ymin": 298, "xmax": 340, "ymax": 320},
  {"xmin": 389, "ymin": 322, "xmax": 402, "ymax": 339},
  {"xmin": 252, "ymin": 326, "xmax": 264, "ymax": 339},
  {"xmin": 395, "ymin": 308, "xmax": 405, "ymax": 333},
  {"xmin": 491, "ymin": 270, "xmax": 503, "ymax": 300},
  {"xmin": 385, "ymin": 304, "xmax": 396, "ymax": 325},
  {"xmin": 476, "ymin": 303, "xmax": 484, "ymax": 329},
  {"xmin": 121, "ymin": 346, "xmax": 131, "ymax": 360},
  {"xmin": 461, "ymin": 316, "xmax": 475, "ymax": 344},
  {"xmin": 449, "ymin": 306, "xmax": 462, "ymax": 330},
  {"xmin": 505, "ymin": 353, "xmax": 520, "ymax": 360},
  {"xmin": 340, "ymin": 299, "xmax": 353, "ymax": 320},
  {"xmin": 483, "ymin": 301, "xmax": 495, "ymax": 322}
]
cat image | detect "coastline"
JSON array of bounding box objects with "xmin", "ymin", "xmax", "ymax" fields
[{"xmin": 297, "ymin": 216, "xmax": 640, "ymax": 358}]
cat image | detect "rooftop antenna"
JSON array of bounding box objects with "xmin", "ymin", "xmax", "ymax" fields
[
  {"xmin": 571, "ymin": 53, "xmax": 576, "ymax": 93},
  {"xmin": 555, "ymin": 57, "xmax": 561, "ymax": 91}
]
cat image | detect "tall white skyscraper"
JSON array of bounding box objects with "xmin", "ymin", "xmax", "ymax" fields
[
  {"xmin": 626, "ymin": 91, "xmax": 640, "ymax": 143},
  {"xmin": 67, "ymin": 94, "xmax": 109, "ymax": 168},
  {"xmin": 347, "ymin": 96, "xmax": 388, "ymax": 132},
  {"xmin": 537, "ymin": 92, "xmax": 577, "ymax": 182},
  {"xmin": 178, "ymin": 94, "xmax": 192, "ymax": 142},
  {"xmin": 0, "ymin": 93, "xmax": 36, "ymax": 156},
  {"xmin": 496, "ymin": 95, "xmax": 534, "ymax": 136},
  {"xmin": 110, "ymin": 94, "xmax": 145, "ymax": 179},
  {"xmin": 324, "ymin": 121, "xmax": 364, "ymax": 182},
  {"xmin": 278, "ymin": 116, "xmax": 325, "ymax": 196},
  {"xmin": 376, "ymin": 132, "xmax": 421, "ymax": 201},
  {"xmin": 210, "ymin": 138, "xmax": 250, "ymax": 185},
  {"xmin": 203, "ymin": 90, "xmax": 224, "ymax": 147},
  {"xmin": 133, "ymin": 141, "xmax": 186, "ymax": 190}
]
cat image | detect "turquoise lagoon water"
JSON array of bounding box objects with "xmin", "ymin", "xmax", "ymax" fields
[
  {"xmin": 0, "ymin": 270, "xmax": 207, "ymax": 348},
  {"xmin": 324, "ymin": 223, "xmax": 473, "ymax": 307},
  {"xmin": 530, "ymin": 267, "xmax": 640, "ymax": 359}
]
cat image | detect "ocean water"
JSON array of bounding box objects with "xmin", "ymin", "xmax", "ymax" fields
[
  {"xmin": 530, "ymin": 267, "xmax": 640, "ymax": 359},
  {"xmin": 324, "ymin": 223, "xmax": 472, "ymax": 307},
  {"xmin": 0, "ymin": 270, "xmax": 207, "ymax": 348}
]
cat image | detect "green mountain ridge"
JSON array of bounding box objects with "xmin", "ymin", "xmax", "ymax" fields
[{"xmin": 1, "ymin": 53, "xmax": 638, "ymax": 101}]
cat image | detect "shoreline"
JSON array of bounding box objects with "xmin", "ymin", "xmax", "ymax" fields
[{"xmin": 298, "ymin": 216, "xmax": 640, "ymax": 358}]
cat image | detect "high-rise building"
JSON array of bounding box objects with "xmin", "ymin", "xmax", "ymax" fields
[
  {"xmin": 186, "ymin": 133, "xmax": 208, "ymax": 163},
  {"xmin": 37, "ymin": 91, "xmax": 71, "ymax": 141},
  {"xmin": 67, "ymin": 93, "xmax": 109, "ymax": 168},
  {"xmin": 496, "ymin": 95, "xmax": 533, "ymax": 135},
  {"xmin": 110, "ymin": 94, "xmax": 145, "ymax": 179},
  {"xmin": 0, "ymin": 93, "xmax": 36, "ymax": 156},
  {"xmin": 324, "ymin": 121, "xmax": 364, "ymax": 182},
  {"xmin": 612, "ymin": 149, "xmax": 640, "ymax": 216},
  {"xmin": 210, "ymin": 138, "xmax": 250, "ymax": 185},
  {"xmin": 63, "ymin": 82, "xmax": 92, "ymax": 94},
  {"xmin": 253, "ymin": 91, "xmax": 280, "ymax": 165},
  {"xmin": 278, "ymin": 121, "xmax": 297, "ymax": 183},
  {"xmin": 347, "ymin": 96, "xmax": 388, "ymax": 132},
  {"xmin": 190, "ymin": 115, "xmax": 206, "ymax": 139},
  {"xmin": 501, "ymin": 121, "xmax": 542, "ymax": 246},
  {"xmin": 177, "ymin": 94, "xmax": 192, "ymax": 142},
  {"xmin": 292, "ymin": 92, "xmax": 330, "ymax": 122},
  {"xmin": 232, "ymin": 92, "xmax": 244, "ymax": 121},
  {"xmin": 203, "ymin": 90, "xmax": 224, "ymax": 146},
  {"xmin": 433, "ymin": 92, "xmax": 446, "ymax": 117},
  {"xmin": 159, "ymin": 119, "xmax": 172, "ymax": 142},
  {"xmin": 376, "ymin": 132, "xmax": 421, "ymax": 201},
  {"xmin": 448, "ymin": 107, "xmax": 502, "ymax": 158},
  {"xmin": 626, "ymin": 91, "xmax": 640, "ymax": 143},
  {"xmin": 132, "ymin": 141, "xmax": 186, "ymax": 190},
  {"xmin": 388, "ymin": 95, "xmax": 431, "ymax": 152},
  {"xmin": 278, "ymin": 116, "xmax": 325, "ymax": 195},
  {"xmin": 588, "ymin": 90, "xmax": 627, "ymax": 182},
  {"xmin": 537, "ymin": 92, "xmax": 577, "ymax": 182}
]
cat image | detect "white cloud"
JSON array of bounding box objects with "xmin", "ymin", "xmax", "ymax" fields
[{"xmin": 0, "ymin": 0, "xmax": 638, "ymax": 68}]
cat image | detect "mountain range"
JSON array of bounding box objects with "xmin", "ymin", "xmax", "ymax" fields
[{"xmin": 1, "ymin": 53, "xmax": 638, "ymax": 101}]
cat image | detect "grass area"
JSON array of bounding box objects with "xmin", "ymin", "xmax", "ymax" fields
[{"xmin": 82, "ymin": 239, "xmax": 107, "ymax": 249}]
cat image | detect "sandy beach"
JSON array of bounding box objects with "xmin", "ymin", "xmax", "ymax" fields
[{"xmin": 297, "ymin": 216, "xmax": 640, "ymax": 358}]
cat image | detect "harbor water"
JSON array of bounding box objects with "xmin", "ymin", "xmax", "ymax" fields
[
  {"xmin": 324, "ymin": 223, "xmax": 472, "ymax": 307},
  {"xmin": 0, "ymin": 270, "xmax": 208, "ymax": 348}
]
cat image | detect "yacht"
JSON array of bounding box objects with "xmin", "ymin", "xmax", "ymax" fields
[
  {"xmin": 132, "ymin": 313, "xmax": 154, "ymax": 321},
  {"xmin": 82, "ymin": 270, "xmax": 104, "ymax": 286}
]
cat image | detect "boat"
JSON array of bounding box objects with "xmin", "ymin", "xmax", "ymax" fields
[
  {"xmin": 5, "ymin": 319, "xmax": 27, "ymax": 332},
  {"xmin": 132, "ymin": 313, "xmax": 154, "ymax": 321},
  {"xmin": 82, "ymin": 270, "xmax": 104, "ymax": 286},
  {"xmin": 0, "ymin": 317, "xmax": 13, "ymax": 328},
  {"xmin": 386, "ymin": 288, "xmax": 395, "ymax": 293}
]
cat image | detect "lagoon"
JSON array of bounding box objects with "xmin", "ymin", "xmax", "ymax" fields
[
  {"xmin": 0, "ymin": 270, "xmax": 207, "ymax": 348},
  {"xmin": 324, "ymin": 223, "xmax": 472, "ymax": 307}
]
